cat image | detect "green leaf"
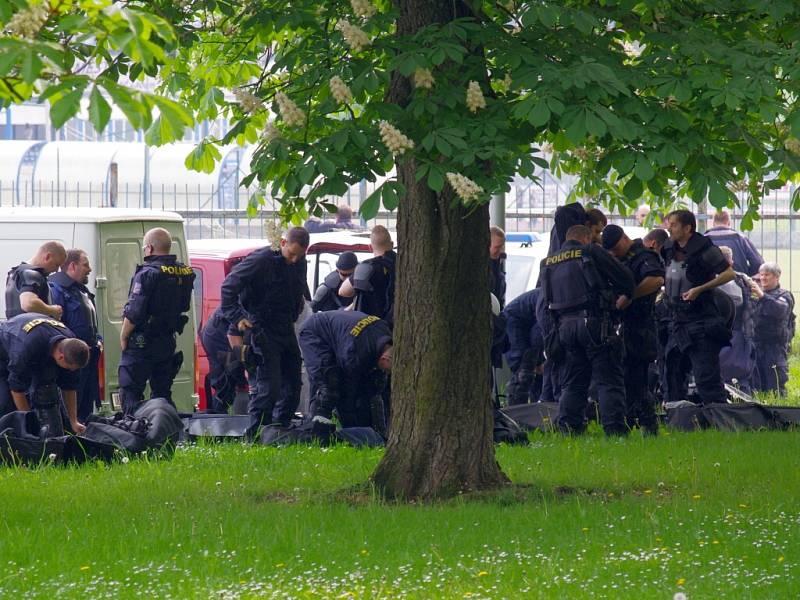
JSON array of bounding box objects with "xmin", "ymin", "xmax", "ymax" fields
[
  {"xmin": 564, "ymin": 109, "xmax": 587, "ymax": 144},
  {"xmin": 623, "ymin": 176, "xmax": 643, "ymax": 201},
  {"xmin": 20, "ymin": 51, "xmax": 42, "ymax": 84},
  {"xmin": 585, "ymin": 110, "xmax": 607, "ymax": 137},
  {"xmin": 359, "ymin": 185, "xmax": 382, "ymax": 220},
  {"xmin": 633, "ymin": 156, "xmax": 655, "ymax": 181},
  {"xmin": 0, "ymin": 48, "xmax": 20, "ymax": 78},
  {"xmin": 708, "ymin": 179, "xmax": 729, "ymax": 208},
  {"xmin": 49, "ymin": 89, "xmax": 84, "ymax": 128},
  {"xmin": 88, "ymin": 86, "xmax": 112, "ymax": 133},
  {"xmin": 382, "ymin": 181, "xmax": 400, "ymax": 211},
  {"xmin": 317, "ymin": 155, "xmax": 335, "ymax": 179},
  {"xmin": 538, "ymin": 5, "xmax": 558, "ymax": 27},
  {"xmin": 102, "ymin": 81, "xmax": 150, "ymax": 130},
  {"xmin": 427, "ymin": 167, "xmax": 444, "ymax": 193},
  {"xmin": 184, "ymin": 141, "xmax": 222, "ymax": 174},
  {"xmin": 434, "ymin": 135, "xmax": 452, "ymax": 157},
  {"xmin": 527, "ymin": 101, "xmax": 551, "ymax": 127}
]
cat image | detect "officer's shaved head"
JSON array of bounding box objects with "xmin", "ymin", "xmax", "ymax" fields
[
  {"xmin": 713, "ymin": 210, "xmax": 731, "ymax": 226},
  {"xmin": 56, "ymin": 338, "xmax": 90, "ymax": 369},
  {"xmin": 32, "ymin": 241, "xmax": 67, "ymax": 274},
  {"xmin": 565, "ymin": 224, "xmax": 592, "ymax": 244},
  {"xmin": 144, "ymin": 228, "xmax": 172, "ymax": 254},
  {"xmin": 370, "ymin": 225, "xmax": 393, "ymax": 254}
]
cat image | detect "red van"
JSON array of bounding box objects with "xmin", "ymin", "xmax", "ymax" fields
[{"xmin": 188, "ymin": 233, "xmax": 373, "ymax": 411}]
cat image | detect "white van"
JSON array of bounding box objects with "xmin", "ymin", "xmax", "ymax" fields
[{"xmin": 0, "ymin": 207, "xmax": 197, "ymax": 413}]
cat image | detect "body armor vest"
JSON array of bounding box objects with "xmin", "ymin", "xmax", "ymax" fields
[{"xmin": 138, "ymin": 261, "xmax": 195, "ymax": 335}]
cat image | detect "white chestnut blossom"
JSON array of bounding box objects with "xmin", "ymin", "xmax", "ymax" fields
[
  {"xmin": 379, "ymin": 121, "xmax": 415, "ymax": 155},
  {"xmin": 6, "ymin": 1, "xmax": 49, "ymax": 39},
  {"xmin": 466, "ymin": 81, "xmax": 486, "ymax": 113},
  {"xmin": 446, "ymin": 172, "xmax": 484, "ymax": 203},
  {"xmin": 329, "ymin": 76, "xmax": 353, "ymax": 104},
  {"xmin": 336, "ymin": 20, "xmax": 371, "ymax": 52},
  {"xmin": 413, "ymin": 68, "xmax": 435, "ymax": 89},
  {"xmin": 350, "ymin": 0, "xmax": 377, "ymax": 19},
  {"xmin": 275, "ymin": 91, "xmax": 306, "ymax": 128},
  {"xmin": 233, "ymin": 89, "xmax": 263, "ymax": 115},
  {"xmin": 263, "ymin": 121, "xmax": 281, "ymax": 142}
]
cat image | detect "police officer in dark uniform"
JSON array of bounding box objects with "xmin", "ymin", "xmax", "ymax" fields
[
  {"xmin": 6, "ymin": 241, "xmax": 66, "ymax": 319},
  {"xmin": 311, "ymin": 252, "xmax": 358, "ymax": 313},
  {"xmin": 221, "ymin": 227, "xmax": 309, "ymax": 437},
  {"xmin": 489, "ymin": 227, "xmax": 507, "ymax": 309},
  {"xmin": 751, "ymin": 262, "xmax": 795, "ymax": 396},
  {"xmin": 0, "ymin": 313, "xmax": 89, "ymax": 436},
  {"xmin": 199, "ymin": 307, "xmax": 249, "ymax": 414},
  {"xmin": 339, "ymin": 225, "xmax": 396, "ymax": 326},
  {"xmin": 49, "ymin": 249, "xmax": 101, "ymax": 422},
  {"xmin": 662, "ymin": 210, "xmax": 735, "ymax": 405},
  {"xmin": 540, "ymin": 224, "xmax": 634, "ymax": 435},
  {"xmin": 118, "ymin": 228, "xmax": 195, "ymax": 415},
  {"xmin": 299, "ymin": 310, "xmax": 393, "ymax": 439},
  {"xmin": 502, "ymin": 288, "xmax": 544, "ymax": 404},
  {"xmin": 602, "ymin": 225, "xmax": 665, "ymax": 434}
]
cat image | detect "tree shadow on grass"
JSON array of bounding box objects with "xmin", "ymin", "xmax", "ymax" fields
[{"xmin": 248, "ymin": 481, "xmax": 674, "ymax": 507}]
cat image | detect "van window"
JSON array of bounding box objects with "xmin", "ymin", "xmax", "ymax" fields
[
  {"xmin": 105, "ymin": 242, "xmax": 141, "ymax": 320},
  {"xmin": 192, "ymin": 267, "xmax": 204, "ymax": 326}
]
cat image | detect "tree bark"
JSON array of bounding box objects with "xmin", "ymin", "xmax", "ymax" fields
[{"xmin": 370, "ymin": 0, "xmax": 509, "ymax": 500}]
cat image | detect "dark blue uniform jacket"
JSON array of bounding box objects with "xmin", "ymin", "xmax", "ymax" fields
[
  {"xmin": 49, "ymin": 271, "xmax": 99, "ymax": 345},
  {"xmin": 220, "ymin": 247, "xmax": 305, "ymax": 331},
  {"xmin": 0, "ymin": 313, "xmax": 79, "ymax": 392},
  {"xmin": 502, "ymin": 288, "xmax": 543, "ymax": 372},
  {"xmin": 300, "ymin": 311, "xmax": 392, "ymax": 383},
  {"xmin": 123, "ymin": 254, "xmax": 194, "ymax": 336}
]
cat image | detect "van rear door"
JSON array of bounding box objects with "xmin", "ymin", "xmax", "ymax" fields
[{"xmin": 96, "ymin": 220, "xmax": 197, "ymax": 413}]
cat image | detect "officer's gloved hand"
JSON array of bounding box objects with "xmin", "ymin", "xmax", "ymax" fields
[{"xmin": 311, "ymin": 415, "xmax": 336, "ymax": 440}]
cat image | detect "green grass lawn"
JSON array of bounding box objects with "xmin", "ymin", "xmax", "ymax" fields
[{"xmin": 2, "ymin": 429, "xmax": 799, "ymax": 599}]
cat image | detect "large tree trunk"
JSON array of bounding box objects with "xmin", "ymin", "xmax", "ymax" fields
[
  {"xmin": 371, "ymin": 0, "xmax": 508, "ymax": 500},
  {"xmin": 371, "ymin": 163, "xmax": 509, "ymax": 500}
]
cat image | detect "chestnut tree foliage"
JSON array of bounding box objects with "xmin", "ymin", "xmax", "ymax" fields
[
  {"xmin": 3, "ymin": 0, "xmax": 800, "ymax": 497},
  {"xmin": 3, "ymin": 1, "xmax": 800, "ymax": 221}
]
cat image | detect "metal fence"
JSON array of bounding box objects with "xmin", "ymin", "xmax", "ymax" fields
[{"xmin": 3, "ymin": 175, "xmax": 800, "ymax": 294}]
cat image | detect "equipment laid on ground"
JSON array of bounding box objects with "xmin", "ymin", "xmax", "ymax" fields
[{"xmin": 0, "ymin": 398, "xmax": 183, "ymax": 465}]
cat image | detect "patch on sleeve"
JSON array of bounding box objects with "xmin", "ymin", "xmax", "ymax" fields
[{"xmin": 132, "ymin": 281, "xmax": 142, "ymax": 295}]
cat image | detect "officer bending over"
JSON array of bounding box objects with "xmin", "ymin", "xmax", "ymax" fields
[
  {"xmin": 662, "ymin": 210, "xmax": 734, "ymax": 404},
  {"xmin": 119, "ymin": 228, "xmax": 195, "ymax": 415},
  {"xmin": 540, "ymin": 224, "xmax": 634, "ymax": 436},
  {"xmin": 221, "ymin": 227, "xmax": 309, "ymax": 437},
  {"xmin": 502, "ymin": 288, "xmax": 544, "ymax": 405},
  {"xmin": 311, "ymin": 252, "xmax": 358, "ymax": 313},
  {"xmin": 299, "ymin": 310, "xmax": 393, "ymax": 439},
  {"xmin": 199, "ymin": 307, "xmax": 249, "ymax": 414},
  {"xmin": 0, "ymin": 313, "xmax": 89, "ymax": 435},
  {"xmin": 49, "ymin": 249, "xmax": 102, "ymax": 421},
  {"xmin": 602, "ymin": 225, "xmax": 665, "ymax": 434},
  {"xmin": 6, "ymin": 241, "xmax": 66, "ymax": 319}
]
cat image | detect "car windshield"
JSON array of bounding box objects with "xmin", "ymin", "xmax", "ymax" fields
[{"xmin": 505, "ymin": 254, "xmax": 537, "ymax": 304}]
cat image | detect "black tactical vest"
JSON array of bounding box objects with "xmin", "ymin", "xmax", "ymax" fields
[{"xmin": 139, "ymin": 260, "xmax": 195, "ymax": 335}]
